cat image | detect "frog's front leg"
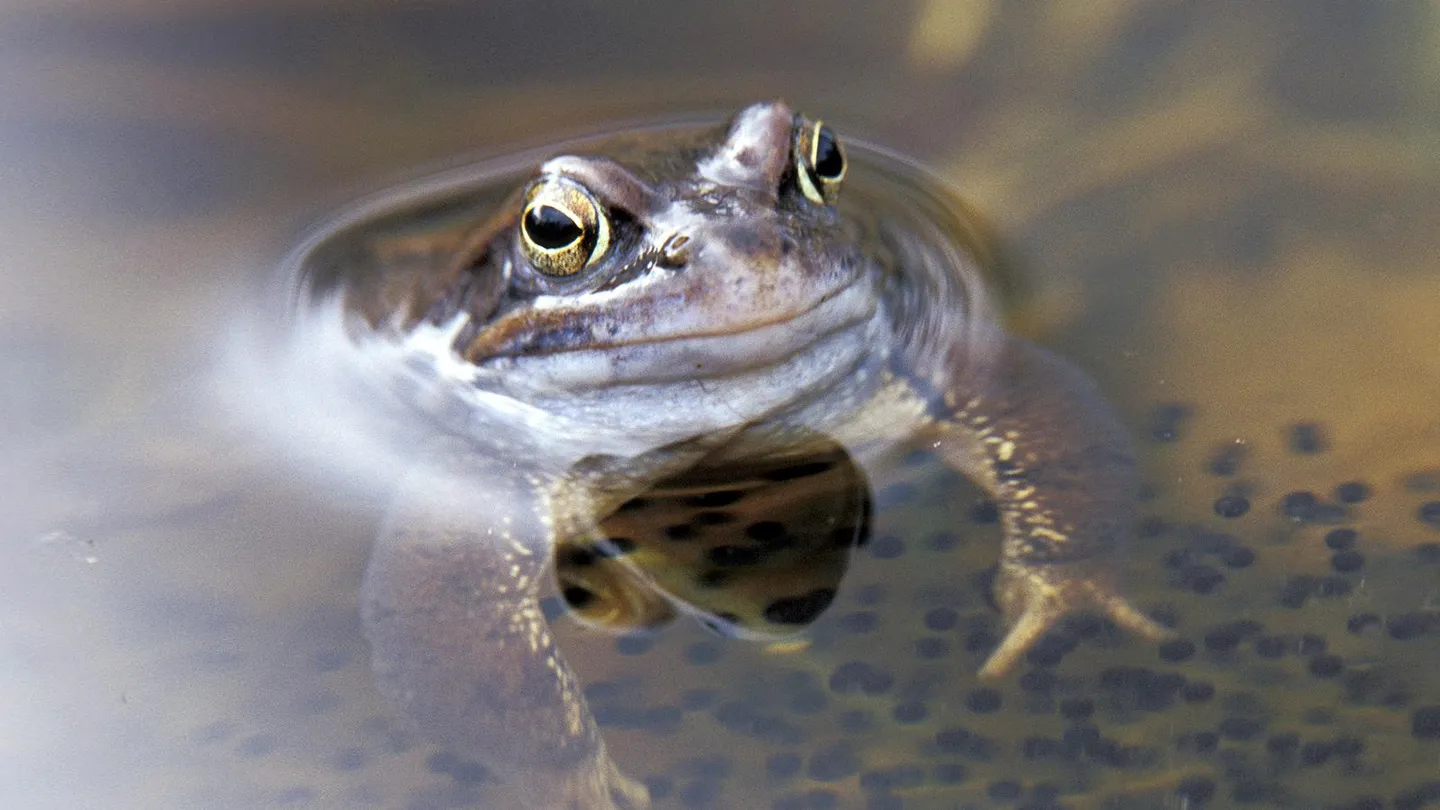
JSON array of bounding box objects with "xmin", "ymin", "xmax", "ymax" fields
[
  {"xmin": 360, "ymin": 449, "xmax": 648, "ymax": 810},
  {"xmin": 925, "ymin": 335, "xmax": 1172, "ymax": 678}
]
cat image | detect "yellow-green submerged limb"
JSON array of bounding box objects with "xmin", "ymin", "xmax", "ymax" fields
[{"xmin": 925, "ymin": 334, "xmax": 1168, "ymax": 674}]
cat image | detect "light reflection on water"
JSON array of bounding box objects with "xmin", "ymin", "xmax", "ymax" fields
[{"xmin": 2, "ymin": 3, "xmax": 1439, "ymax": 810}]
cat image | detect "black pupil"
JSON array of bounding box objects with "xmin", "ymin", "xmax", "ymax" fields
[
  {"xmin": 525, "ymin": 204, "xmax": 583, "ymax": 250},
  {"xmin": 812, "ymin": 126, "xmax": 843, "ymax": 179}
]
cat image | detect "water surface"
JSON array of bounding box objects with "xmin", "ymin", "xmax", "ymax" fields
[{"xmin": 3, "ymin": 3, "xmax": 1439, "ymax": 809}]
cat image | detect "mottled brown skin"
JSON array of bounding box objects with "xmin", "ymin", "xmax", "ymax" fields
[
  {"xmin": 928, "ymin": 336, "xmax": 1164, "ymax": 677},
  {"xmin": 555, "ymin": 439, "xmax": 868, "ymax": 639},
  {"xmin": 356, "ymin": 101, "xmax": 1168, "ymax": 808}
]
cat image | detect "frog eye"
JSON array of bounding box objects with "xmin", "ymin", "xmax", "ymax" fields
[
  {"xmin": 519, "ymin": 178, "xmax": 611, "ymax": 276},
  {"xmin": 793, "ymin": 120, "xmax": 846, "ymax": 205}
]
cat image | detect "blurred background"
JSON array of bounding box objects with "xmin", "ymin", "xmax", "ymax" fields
[{"xmin": 2, "ymin": 2, "xmax": 1439, "ymax": 808}]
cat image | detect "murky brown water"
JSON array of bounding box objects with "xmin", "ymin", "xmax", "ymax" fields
[{"xmin": 3, "ymin": 3, "xmax": 1439, "ymax": 809}]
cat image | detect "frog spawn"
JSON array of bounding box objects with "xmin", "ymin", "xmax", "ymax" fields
[
  {"xmin": 517, "ymin": 411, "xmax": 1440, "ymax": 810},
  {"xmin": 229, "ymin": 99, "xmax": 1438, "ymax": 809},
  {"xmin": 166, "ymin": 408, "xmax": 1440, "ymax": 809}
]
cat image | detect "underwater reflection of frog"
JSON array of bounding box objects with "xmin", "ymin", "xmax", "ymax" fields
[{"xmin": 346, "ymin": 101, "xmax": 1169, "ymax": 808}]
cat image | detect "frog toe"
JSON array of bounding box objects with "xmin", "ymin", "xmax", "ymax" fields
[
  {"xmin": 977, "ymin": 593, "xmax": 1060, "ymax": 678},
  {"xmin": 978, "ymin": 564, "xmax": 1171, "ymax": 679},
  {"xmin": 604, "ymin": 763, "xmax": 652, "ymax": 810},
  {"xmin": 1093, "ymin": 586, "xmax": 1174, "ymax": 644},
  {"xmin": 530, "ymin": 755, "xmax": 650, "ymax": 810}
]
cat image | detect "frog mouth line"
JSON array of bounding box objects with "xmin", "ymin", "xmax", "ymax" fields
[
  {"xmin": 474, "ymin": 273, "xmax": 868, "ymax": 357},
  {"xmin": 471, "ymin": 281, "xmax": 878, "ymax": 388}
]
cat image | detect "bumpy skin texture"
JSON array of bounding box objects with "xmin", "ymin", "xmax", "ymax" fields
[
  {"xmin": 350, "ymin": 101, "xmax": 1166, "ymax": 808},
  {"xmin": 924, "ymin": 336, "xmax": 1169, "ymax": 677}
]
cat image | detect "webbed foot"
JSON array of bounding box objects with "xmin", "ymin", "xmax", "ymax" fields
[{"xmin": 979, "ymin": 562, "xmax": 1173, "ymax": 678}]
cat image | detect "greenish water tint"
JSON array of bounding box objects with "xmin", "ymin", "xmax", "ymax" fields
[{"xmin": 2, "ymin": 3, "xmax": 1438, "ymax": 809}]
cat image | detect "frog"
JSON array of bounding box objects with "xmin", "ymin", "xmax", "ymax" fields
[{"xmin": 353, "ymin": 100, "xmax": 1171, "ymax": 809}]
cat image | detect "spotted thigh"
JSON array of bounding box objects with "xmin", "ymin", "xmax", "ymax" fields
[{"xmin": 555, "ymin": 444, "xmax": 872, "ymax": 639}]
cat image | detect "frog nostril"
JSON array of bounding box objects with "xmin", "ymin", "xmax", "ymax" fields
[{"xmin": 659, "ymin": 233, "xmax": 691, "ymax": 268}]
